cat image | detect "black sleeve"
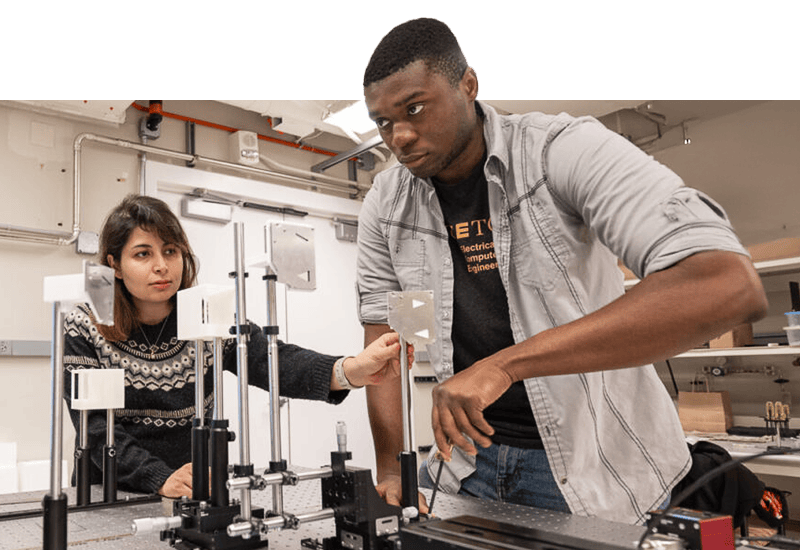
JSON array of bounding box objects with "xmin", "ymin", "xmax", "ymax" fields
[
  {"xmin": 63, "ymin": 310, "xmax": 174, "ymax": 494},
  {"xmin": 222, "ymin": 322, "xmax": 349, "ymax": 404}
]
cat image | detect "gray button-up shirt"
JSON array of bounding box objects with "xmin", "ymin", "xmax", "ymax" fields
[{"xmin": 356, "ymin": 101, "xmax": 747, "ymax": 524}]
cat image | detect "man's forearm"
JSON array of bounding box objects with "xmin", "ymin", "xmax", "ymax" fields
[
  {"xmin": 500, "ymin": 250, "xmax": 768, "ymax": 382},
  {"xmin": 364, "ymin": 323, "xmax": 405, "ymax": 480}
]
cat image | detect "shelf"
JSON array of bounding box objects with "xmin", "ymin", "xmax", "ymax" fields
[{"xmin": 672, "ymin": 346, "xmax": 800, "ymax": 359}]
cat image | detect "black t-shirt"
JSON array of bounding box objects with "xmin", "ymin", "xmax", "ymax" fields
[{"xmin": 432, "ymin": 157, "xmax": 541, "ymax": 449}]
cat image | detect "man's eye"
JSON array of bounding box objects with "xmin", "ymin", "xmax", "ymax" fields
[
  {"xmin": 408, "ymin": 104, "xmax": 424, "ymax": 116},
  {"xmin": 375, "ymin": 118, "xmax": 390, "ymax": 130}
]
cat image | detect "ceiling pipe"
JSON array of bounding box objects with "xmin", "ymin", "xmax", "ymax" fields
[{"xmin": 0, "ymin": 132, "xmax": 369, "ymax": 247}]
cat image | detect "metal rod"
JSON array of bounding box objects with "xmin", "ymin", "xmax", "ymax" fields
[
  {"xmin": 399, "ymin": 337, "xmax": 413, "ymax": 452},
  {"xmin": 76, "ymin": 410, "xmax": 90, "ymax": 506},
  {"xmin": 311, "ymin": 134, "xmax": 383, "ymax": 173},
  {"xmin": 232, "ymin": 222, "xmax": 252, "ymax": 520},
  {"xmin": 48, "ymin": 303, "xmax": 65, "ymax": 497},
  {"xmin": 192, "ymin": 340, "xmax": 209, "ymax": 502},
  {"xmin": 103, "ymin": 409, "xmax": 117, "ymax": 503},
  {"xmin": 264, "ymin": 268, "xmax": 285, "ymax": 515},
  {"xmin": 44, "ymin": 302, "xmax": 67, "ymax": 550},
  {"xmin": 209, "ymin": 336, "xmax": 228, "ymax": 507},
  {"xmin": 105, "ymin": 410, "xmax": 115, "ymax": 446},
  {"xmin": 212, "ymin": 337, "xmax": 223, "ymax": 420},
  {"xmin": 293, "ymin": 468, "xmax": 333, "ymax": 482},
  {"xmin": 293, "ymin": 507, "xmax": 336, "ymax": 525},
  {"xmin": 194, "ymin": 340, "xmax": 205, "ymax": 427}
]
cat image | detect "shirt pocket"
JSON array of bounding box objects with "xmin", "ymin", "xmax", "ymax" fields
[
  {"xmin": 388, "ymin": 238, "xmax": 427, "ymax": 290},
  {"xmin": 508, "ymin": 205, "xmax": 568, "ymax": 291}
]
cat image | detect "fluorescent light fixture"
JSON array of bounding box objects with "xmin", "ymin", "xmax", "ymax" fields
[{"xmin": 324, "ymin": 100, "xmax": 376, "ymax": 140}]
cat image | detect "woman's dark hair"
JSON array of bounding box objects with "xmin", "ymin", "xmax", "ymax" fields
[{"xmin": 97, "ymin": 194, "xmax": 197, "ymax": 341}]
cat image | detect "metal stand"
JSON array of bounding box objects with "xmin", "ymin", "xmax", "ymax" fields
[
  {"xmin": 42, "ymin": 261, "xmax": 116, "ymax": 550},
  {"xmin": 43, "ymin": 301, "xmax": 68, "ymax": 550},
  {"xmin": 387, "ymin": 291, "xmax": 436, "ymax": 517},
  {"xmin": 398, "ymin": 336, "xmax": 418, "ymax": 511}
]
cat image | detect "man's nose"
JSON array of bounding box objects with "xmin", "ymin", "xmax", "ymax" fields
[{"xmin": 391, "ymin": 122, "xmax": 418, "ymax": 150}]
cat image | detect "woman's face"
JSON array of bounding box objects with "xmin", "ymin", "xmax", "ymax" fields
[{"xmin": 110, "ymin": 226, "xmax": 184, "ymax": 318}]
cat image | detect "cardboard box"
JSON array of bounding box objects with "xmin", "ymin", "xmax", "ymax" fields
[{"xmin": 709, "ymin": 323, "xmax": 753, "ymax": 349}]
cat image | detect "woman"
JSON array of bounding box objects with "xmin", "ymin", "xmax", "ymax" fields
[{"xmin": 64, "ymin": 194, "xmax": 411, "ymax": 498}]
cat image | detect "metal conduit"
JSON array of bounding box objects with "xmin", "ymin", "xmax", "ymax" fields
[{"xmin": 0, "ymin": 132, "xmax": 371, "ymax": 247}]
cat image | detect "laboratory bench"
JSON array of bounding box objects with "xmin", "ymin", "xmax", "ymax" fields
[{"xmin": 0, "ymin": 477, "xmax": 648, "ymax": 550}]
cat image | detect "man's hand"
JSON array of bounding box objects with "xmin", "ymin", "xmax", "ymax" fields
[
  {"xmin": 431, "ymin": 358, "xmax": 513, "ymax": 459},
  {"xmin": 375, "ymin": 473, "xmax": 429, "ymax": 514},
  {"xmin": 158, "ymin": 462, "xmax": 193, "ymax": 498}
]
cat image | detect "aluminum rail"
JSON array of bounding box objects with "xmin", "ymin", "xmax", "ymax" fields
[
  {"xmin": 232, "ymin": 223, "xmax": 253, "ymax": 522},
  {"xmin": 264, "ymin": 268, "xmax": 285, "ymax": 516},
  {"xmin": 1, "ymin": 132, "xmax": 371, "ymax": 246}
]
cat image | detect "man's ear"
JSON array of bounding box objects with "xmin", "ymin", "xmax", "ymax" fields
[
  {"xmin": 461, "ymin": 67, "xmax": 479, "ymax": 102},
  {"xmin": 107, "ymin": 255, "xmax": 122, "ymax": 279}
]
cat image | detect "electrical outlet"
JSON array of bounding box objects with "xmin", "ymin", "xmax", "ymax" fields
[{"xmin": 0, "ymin": 341, "xmax": 11, "ymax": 355}]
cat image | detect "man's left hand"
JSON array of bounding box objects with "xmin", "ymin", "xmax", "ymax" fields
[{"xmin": 431, "ymin": 358, "xmax": 513, "ymax": 459}]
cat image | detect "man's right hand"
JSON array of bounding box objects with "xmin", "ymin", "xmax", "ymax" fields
[
  {"xmin": 158, "ymin": 462, "xmax": 193, "ymax": 498},
  {"xmin": 375, "ymin": 473, "xmax": 429, "ymax": 514}
]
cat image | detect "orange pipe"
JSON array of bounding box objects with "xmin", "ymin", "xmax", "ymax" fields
[{"xmin": 131, "ymin": 102, "xmax": 339, "ymax": 158}]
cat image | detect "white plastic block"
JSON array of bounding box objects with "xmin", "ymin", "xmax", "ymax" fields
[
  {"xmin": 18, "ymin": 460, "xmax": 69, "ymax": 491},
  {"xmin": 177, "ymin": 284, "xmax": 235, "ymax": 340},
  {"xmin": 71, "ymin": 369, "xmax": 125, "ymax": 410},
  {"xmin": 0, "ymin": 442, "xmax": 17, "ymax": 466},
  {"xmin": 43, "ymin": 273, "xmax": 86, "ymax": 304},
  {"xmin": 0, "ymin": 465, "xmax": 18, "ymax": 494}
]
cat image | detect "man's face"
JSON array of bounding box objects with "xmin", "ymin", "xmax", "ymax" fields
[{"xmin": 365, "ymin": 60, "xmax": 480, "ymax": 183}]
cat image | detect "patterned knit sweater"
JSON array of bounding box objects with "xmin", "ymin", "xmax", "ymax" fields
[{"xmin": 63, "ymin": 303, "xmax": 346, "ymax": 494}]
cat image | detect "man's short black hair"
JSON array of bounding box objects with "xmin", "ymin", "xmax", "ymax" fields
[{"xmin": 363, "ymin": 18, "xmax": 468, "ymax": 88}]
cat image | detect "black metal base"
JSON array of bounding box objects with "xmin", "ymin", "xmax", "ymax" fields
[
  {"xmin": 163, "ymin": 499, "xmax": 269, "ymax": 550},
  {"xmin": 320, "ymin": 451, "xmax": 402, "ymax": 550},
  {"xmin": 42, "ymin": 493, "xmax": 68, "ymax": 550}
]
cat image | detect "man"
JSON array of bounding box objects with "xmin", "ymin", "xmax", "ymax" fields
[{"xmin": 356, "ymin": 18, "xmax": 767, "ymax": 524}]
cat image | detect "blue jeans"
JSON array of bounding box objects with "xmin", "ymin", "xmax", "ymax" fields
[{"xmin": 420, "ymin": 443, "xmax": 570, "ymax": 513}]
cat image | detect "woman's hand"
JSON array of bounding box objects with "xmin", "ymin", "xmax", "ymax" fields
[
  {"xmin": 158, "ymin": 462, "xmax": 193, "ymax": 498},
  {"xmin": 341, "ymin": 332, "xmax": 414, "ymax": 388}
]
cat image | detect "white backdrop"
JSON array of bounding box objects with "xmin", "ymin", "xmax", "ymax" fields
[{"xmin": 146, "ymin": 161, "xmax": 377, "ymax": 475}]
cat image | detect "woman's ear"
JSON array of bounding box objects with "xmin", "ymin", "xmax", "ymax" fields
[{"xmin": 107, "ymin": 254, "xmax": 122, "ymax": 279}]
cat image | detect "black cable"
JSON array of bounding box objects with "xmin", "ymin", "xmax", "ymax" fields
[
  {"xmin": 665, "ymin": 359, "xmax": 679, "ymax": 397},
  {"xmin": 637, "ymin": 446, "xmax": 800, "ymax": 549}
]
